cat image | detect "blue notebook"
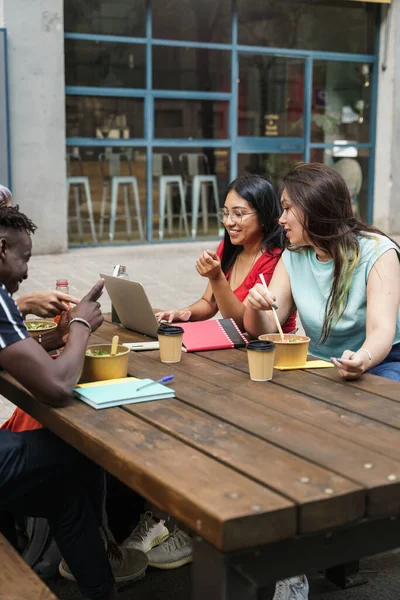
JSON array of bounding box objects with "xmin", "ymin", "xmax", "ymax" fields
[{"xmin": 74, "ymin": 377, "xmax": 175, "ymax": 410}]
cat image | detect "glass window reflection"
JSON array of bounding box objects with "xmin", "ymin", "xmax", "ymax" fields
[
  {"xmin": 239, "ymin": 55, "xmax": 304, "ymax": 137},
  {"xmin": 312, "ymin": 61, "xmax": 371, "ymax": 145},
  {"xmin": 155, "ymin": 100, "xmax": 228, "ymax": 139},
  {"xmin": 153, "ymin": 47, "xmax": 230, "ymax": 92},
  {"xmin": 238, "ymin": 153, "xmax": 302, "ymax": 187},
  {"xmin": 152, "ymin": 0, "xmax": 231, "ymax": 43},
  {"xmin": 65, "ymin": 40, "xmax": 146, "ymax": 89},
  {"xmin": 238, "ymin": 0, "xmax": 375, "ymax": 54},
  {"xmin": 66, "ymin": 146, "xmax": 147, "ymax": 245},
  {"xmin": 64, "ymin": 0, "xmax": 146, "ymax": 37},
  {"xmin": 310, "ymin": 148, "xmax": 369, "ymax": 222},
  {"xmin": 66, "ymin": 96, "xmax": 144, "ymax": 139}
]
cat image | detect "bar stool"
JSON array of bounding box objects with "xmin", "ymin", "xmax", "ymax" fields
[
  {"xmin": 179, "ymin": 153, "xmax": 219, "ymax": 239},
  {"xmin": 153, "ymin": 153, "xmax": 189, "ymax": 240},
  {"xmin": 67, "ymin": 152, "xmax": 98, "ymax": 244},
  {"xmin": 98, "ymin": 150, "xmax": 144, "ymax": 242}
]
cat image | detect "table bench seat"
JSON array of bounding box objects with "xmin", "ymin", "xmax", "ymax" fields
[{"xmin": 0, "ymin": 532, "xmax": 57, "ymax": 599}]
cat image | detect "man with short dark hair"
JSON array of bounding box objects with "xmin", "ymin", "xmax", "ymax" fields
[{"xmin": 0, "ymin": 203, "xmax": 147, "ymax": 599}]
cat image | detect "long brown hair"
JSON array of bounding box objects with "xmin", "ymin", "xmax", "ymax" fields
[{"xmin": 283, "ymin": 162, "xmax": 397, "ymax": 343}]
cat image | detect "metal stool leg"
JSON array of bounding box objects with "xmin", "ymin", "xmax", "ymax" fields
[
  {"xmin": 159, "ymin": 178, "xmax": 166, "ymax": 241},
  {"xmin": 212, "ymin": 178, "xmax": 219, "ymax": 215},
  {"xmin": 212, "ymin": 177, "xmax": 219, "ymax": 232},
  {"xmin": 83, "ymin": 179, "xmax": 98, "ymax": 244},
  {"xmin": 109, "ymin": 178, "xmax": 118, "ymax": 242},
  {"xmin": 131, "ymin": 178, "xmax": 144, "ymax": 241},
  {"xmin": 191, "ymin": 176, "xmax": 200, "ymax": 239},
  {"xmin": 201, "ymin": 182, "xmax": 208, "ymax": 234},
  {"xmin": 123, "ymin": 184, "xmax": 132, "ymax": 240},
  {"xmin": 178, "ymin": 178, "xmax": 189, "ymax": 237},
  {"xmin": 74, "ymin": 185, "xmax": 84, "ymax": 243},
  {"xmin": 166, "ymin": 185, "xmax": 173, "ymax": 235},
  {"xmin": 99, "ymin": 183, "xmax": 108, "ymax": 241}
]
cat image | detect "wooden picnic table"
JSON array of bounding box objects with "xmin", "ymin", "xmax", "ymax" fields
[{"xmin": 2, "ymin": 316, "xmax": 400, "ymax": 599}]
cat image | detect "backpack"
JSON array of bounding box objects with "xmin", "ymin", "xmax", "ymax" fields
[{"xmin": 16, "ymin": 516, "xmax": 62, "ymax": 579}]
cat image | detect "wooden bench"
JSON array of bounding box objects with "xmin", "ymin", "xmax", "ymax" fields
[{"xmin": 0, "ymin": 532, "xmax": 57, "ymax": 600}]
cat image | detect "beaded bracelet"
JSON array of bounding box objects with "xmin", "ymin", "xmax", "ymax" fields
[
  {"xmin": 358, "ymin": 348, "xmax": 372, "ymax": 361},
  {"xmin": 69, "ymin": 317, "xmax": 92, "ymax": 334}
]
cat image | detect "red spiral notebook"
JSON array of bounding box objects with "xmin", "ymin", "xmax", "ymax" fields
[{"xmin": 179, "ymin": 318, "xmax": 248, "ymax": 352}]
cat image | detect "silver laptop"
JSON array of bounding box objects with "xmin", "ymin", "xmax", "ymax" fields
[{"xmin": 100, "ymin": 274, "xmax": 159, "ymax": 338}]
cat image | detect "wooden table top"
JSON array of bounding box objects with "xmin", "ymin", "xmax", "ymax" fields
[{"xmin": 2, "ymin": 318, "xmax": 400, "ymax": 553}]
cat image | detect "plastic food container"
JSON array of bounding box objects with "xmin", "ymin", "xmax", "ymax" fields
[
  {"xmin": 80, "ymin": 344, "xmax": 130, "ymax": 383},
  {"xmin": 258, "ymin": 333, "xmax": 310, "ymax": 368}
]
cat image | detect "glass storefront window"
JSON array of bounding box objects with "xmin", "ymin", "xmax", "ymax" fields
[
  {"xmin": 151, "ymin": 147, "xmax": 229, "ymax": 240},
  {"xmin": 310, "ymin": 148, "xmax": 369, "ymax": 222},
  {"xmin": 239, "ymin": 55, "xmax": 304, "ymax": 137},
  {"xmin": 65, "ymin": 40, "xmax": 146, "ymax": 89},
  {"xmin": 152, "ymin": 47, "xmax": 230, "ymax": 92},
  {"xmin": 154, "ymin": 100, "xmax": 229, "ymax": 139},
  {"xmin": 64, "ymin": 0, "xmax": 146, "ymax": 37},
  {"xmin": 312, "ymin": 61, "xmax": 372, "ymax": 145},
  {"xmin": 67, "ymin": 146, "xmax": 147, "ymax": 245},
  {"xmin": 66, "ymin": 96, "xmax": 144, "ymax": 139},
  {"xmin": 238, "ymin": 0, "xmax": 375, "ymax": 54},
  {"xmin": 237, "ymin": 153, "xmax": 303, "ymax": 187},
  {"xmin": 152, "ymin": 0, "xmax": 231, "ymax": 43}
]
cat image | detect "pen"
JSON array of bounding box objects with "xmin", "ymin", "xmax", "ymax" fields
[{"xmin": 136, "ymin": 375, "xmax": 174, "ymax": 391}]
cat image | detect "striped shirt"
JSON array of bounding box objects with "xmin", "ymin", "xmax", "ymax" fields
[{"xmin": 0, "ymin": 284, "xmax": 28, "ymax": 349}]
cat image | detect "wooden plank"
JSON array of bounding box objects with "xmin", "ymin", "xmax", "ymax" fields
[
  {"xmin": 94, "ymin": 325, "xmax": 400, "ymax": 462},
  {"xmin": 307, "ymin": 367, "xmax": 400, "ymax": 404},
  {"xmin": 188, "ymin": 350, "xmax": 400, "ymax": 452},
  {"xmin": 0, "ymin": 532, "xmax": 57, "ymax": 599},
  {"xmin": 91, "ymin": 341, "xmax": 400, "ymax": 518},
  {"xmin": 0, "ymin": 373, "xmax": 295, "ymax": 552},
  {"xmin": 123, "ymin": 399, "xmax": 365, "ymax": 533}
]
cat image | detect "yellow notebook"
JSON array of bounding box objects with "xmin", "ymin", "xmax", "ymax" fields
[{"xmin": 274, "ymin": 360, "xmax": 334, "ymax": 371}]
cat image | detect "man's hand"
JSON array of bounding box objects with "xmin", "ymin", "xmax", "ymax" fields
[
  {"xmin": 195, "ymin": 250, "xmax": 223, "ymax": 281},
  {"xmin": 70, "ymin": 280, "xmax": 104, "ymax": 332},
  {"xmin": 17, "ymin": 290, "xmax": 80, "ymax": 318}
]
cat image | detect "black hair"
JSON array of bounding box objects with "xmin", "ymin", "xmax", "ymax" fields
[
  {"xmin": 0, "ymin": 200, "xmax": 37, "ymax": 235},
  {"xmin": 220, "ymin": 174, "xmax": 284, "ymax": 274}
]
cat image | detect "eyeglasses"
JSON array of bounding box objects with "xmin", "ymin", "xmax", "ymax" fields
[{"xmin": 217, "ymin": 209, "xmax": 257, "ymax": 224}]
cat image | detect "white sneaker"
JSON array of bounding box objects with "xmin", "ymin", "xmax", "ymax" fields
[
  {"xmin": 123, "ymin": 512, "xmax": 169, "ymax": 553},
  {"xmin": 273, "ymin": 575, "xmax": 309, "ymax": 600},
  {"xmin": 147, "ymin": 529, "xmax": 193, "ymax": 569}
]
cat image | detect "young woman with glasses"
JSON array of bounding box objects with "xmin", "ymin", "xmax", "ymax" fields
[{"xmin": 156, "ymin": 174, "xmax": 297, "ymax": 332}]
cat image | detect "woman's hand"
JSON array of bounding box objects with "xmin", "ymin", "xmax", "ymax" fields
[
  {"xmin": 331, "ymin": 350, "xmax": 368, "ymax": 380},
  {"xmin": 195, "ymin": 250, "xmax": 223, "ymax": 281},
  {"xmin": 245, "ymin": 283, "xmax": 277, "ymax": 311},
  {"xmin": 155, "ymin": 309, "xmax": 192, "ymax": 323}
]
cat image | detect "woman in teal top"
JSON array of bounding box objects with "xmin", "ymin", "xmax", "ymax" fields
[{"xmin": 244, "ymin": 162, "xmax": 400, "ymax": 382}]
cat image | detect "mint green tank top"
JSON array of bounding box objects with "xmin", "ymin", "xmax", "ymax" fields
[{"xmin": 282, "ymin": 234, "xmax": 400, "ymax": 360}]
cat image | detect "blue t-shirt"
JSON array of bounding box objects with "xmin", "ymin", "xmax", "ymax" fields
[{"xmin": 282, "ymin": 234, "xmax": 400, "ymax": 360}]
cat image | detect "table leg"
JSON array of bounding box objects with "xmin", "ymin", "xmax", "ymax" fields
[
  {"xmin": 192, "ymin": 538, "xmax": 258, "ymax": 600},
  {"xmin": 325, "ymin": 560, "xmax": 367, "ymax": 589}
]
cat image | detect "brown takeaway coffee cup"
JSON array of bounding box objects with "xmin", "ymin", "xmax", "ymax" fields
[
  {"xmin": 247, "ymin": 340, "xmax": 276, "ymax": 382},
  {"xmin": 157, "ymin": 324, "xmax": 184, "ymax": 363}
]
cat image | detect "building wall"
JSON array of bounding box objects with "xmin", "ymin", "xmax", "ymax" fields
[
  {"xmin": 0, "ymin": 0, "xmax": 67, "ymax": 254},
  {"xmin": 390, "ymin": 0, "xmax": 400, "ymax": 233},
  {"xmin": 373, "ymin": 3, "xmax": 395, "ymax": 233}
]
